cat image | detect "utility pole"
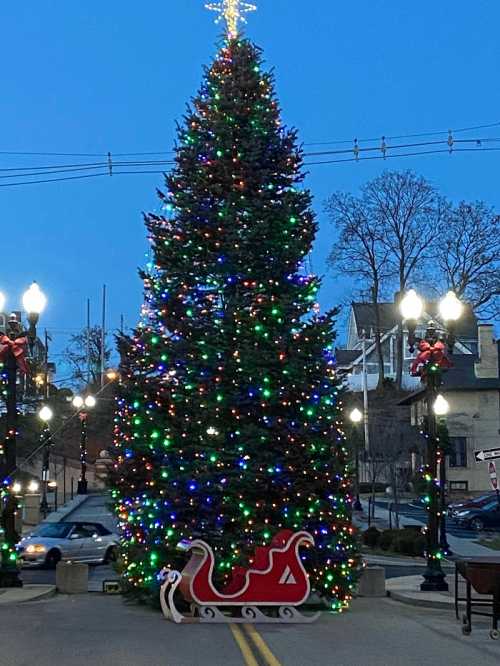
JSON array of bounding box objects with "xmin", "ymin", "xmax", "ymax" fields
[
  {"xmin": 44, "ymin": 329, "xmax": 50, "ymax": 400},
  {"xmin": 100, "ymin": 285, "xmax": 106, "ymax": 388},
  {"xmin": 362, "ymin": 330, "xmax": 370, "ymax": 454}
]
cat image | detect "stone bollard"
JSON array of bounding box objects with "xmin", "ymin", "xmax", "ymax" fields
[
  {"xmin": 56, "ymin": 562, "xmax": 89, "ymax": 594},
  {"xmin": 23, "ymin": 493, "xmax": 41, "ymax": 527},
  {"xmin": 357, "ymin": 566, "xmax": 386, "ymax": 597}
]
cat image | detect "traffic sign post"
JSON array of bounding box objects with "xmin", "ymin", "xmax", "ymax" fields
[
  {"xmin": 488, "ymin": 462, "xmax": 500, "ymax": 508},
  {"xmin": 489, "ymin": 462, "xmax": 498, "ymax": 490},
  {"xmin": 474, "ymin": 448, "xmax": 500, "ymax": 463}
]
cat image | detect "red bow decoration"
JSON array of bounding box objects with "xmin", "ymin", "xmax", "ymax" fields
[
  {"xmin": 0, "ymin": 335, "xmax": 30, "ymax": 375},
  {"xmin": 410, "ymin": 339, "xmax": 451, "ymax": 379}
]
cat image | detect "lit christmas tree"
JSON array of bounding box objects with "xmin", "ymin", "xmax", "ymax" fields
[{"xmin": 112, "ymin": 2, "xmax": 357, "ymax": 610}]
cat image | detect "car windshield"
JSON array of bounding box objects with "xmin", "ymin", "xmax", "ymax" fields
[
  {"xmin": 32, "ymin": 523, "xmax": 72, "ymax": 539},
  {"xmin": 482, "ymin": 500, "xmax": 500, "ymax": 511}
]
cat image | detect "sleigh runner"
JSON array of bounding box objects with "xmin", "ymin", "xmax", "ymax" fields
[{"xmin": 159, "ymin": 530, "xmax": 321, "ymax": 623}]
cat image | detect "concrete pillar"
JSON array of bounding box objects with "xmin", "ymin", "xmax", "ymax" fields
[
  {"xmin": 357, "ymin": 566, "xmax": 386, "ymax": 597},
  {"xmin": 56, "ymin": 562, "xmax": 89, "ymax": 594},
  {"xmin": 23, "ymin": 493, "xmax": 41, "ymax": 527}
]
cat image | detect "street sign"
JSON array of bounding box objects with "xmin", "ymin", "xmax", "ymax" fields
[
  {"xmin": 474, "ymin": 447, "xmax": 500, "ymax": 463},
  {"xmin": 489, "ymin": 462, "xmax": 498, "ymax": 491}
]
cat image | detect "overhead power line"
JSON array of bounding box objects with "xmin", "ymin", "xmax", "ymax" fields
[{"xmin": 0, "ymin": 122, "xmax": 499, "ymax": 188}]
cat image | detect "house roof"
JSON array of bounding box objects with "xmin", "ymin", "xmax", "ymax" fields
[
  {"xmin": 335, "ymin": 349, "xmax": 360, "ymax": 367},
  {"xmin": 398, "ymin": 348, "xmax": 500, "ymax": 405},
  {"xmin": 352, "ymin": 301, "xmax": 478, "ymax": 340}
]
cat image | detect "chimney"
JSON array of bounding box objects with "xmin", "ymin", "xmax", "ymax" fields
[{"xmin": 474, "ymin": 324, "xmax": 498, "ymax": 379}]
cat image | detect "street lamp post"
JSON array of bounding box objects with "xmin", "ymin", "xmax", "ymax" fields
[
  {"xmin": 0, "ymin": 283, "xmax": 47, "ymax": 588},
  {"xmin": 72, "ymin": 395, "xmax": 96, "ymax": 495},
  {"xmin": 349, "ymin": 408, "xmax": 364, "ymax": 511},
  {"xmin": 39, "ymin": 406, "xmax": 53, "ymax": 519},
  {"xmin": 400, "ymin": 289, "xmax": 462, "ymax": 592},
  {"xmin": 433, "ymin": 395, "xmax": 451, "ymax": 555}
]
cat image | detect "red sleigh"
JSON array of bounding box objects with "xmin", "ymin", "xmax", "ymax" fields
[{"xmin": 159, "ymin": 530, "xmax": 320, "ymax": 623}]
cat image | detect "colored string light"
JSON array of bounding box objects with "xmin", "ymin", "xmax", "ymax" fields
[{"xmin": 111, "ymin": 35, "xmax": 358, "ymax": 609}]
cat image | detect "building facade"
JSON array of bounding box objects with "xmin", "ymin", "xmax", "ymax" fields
[{"xmin": 402, "ymin": 325, "xmax": 500, "ymax": 493}]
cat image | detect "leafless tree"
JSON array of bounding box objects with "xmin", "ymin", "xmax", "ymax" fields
[
  {"xmin": 325, "ymin": 192, "xmax": 394, "ymax": 389},
  {"xmin": 437, "ymin": 201, "xmax": 500, "ymax": 320},
  {"xmin": 363, "ymin": 171, "xmax": 446, "ymax": 388},
  {"xmin": 62, "ymin": 326, "xmax": 111, "ymax": 389}
]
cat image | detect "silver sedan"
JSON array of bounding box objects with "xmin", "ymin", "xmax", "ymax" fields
[{"xmin": 17, "ymin": 521, "xmax": 119, "ymax": 568}]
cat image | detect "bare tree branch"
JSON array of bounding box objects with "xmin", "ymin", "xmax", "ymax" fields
[{"xmin": 437, "ymin": 201, "xmax": 500, "ymax": 320}]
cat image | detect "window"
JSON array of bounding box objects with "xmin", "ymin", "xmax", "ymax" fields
[
  {"xmin": 449, "ymin": 481, "xmax": 468, "ymax": 492},
  {"xmin": 34, "ymin": 523, "xmax": 72, "ymax": 539},
  {"xmin": 449, "ymin": 437, "xmax": 467, "ymax": 468},
  {"xmin": 71, "ymin": 524, "xmax": 96, "ymax": 539}
]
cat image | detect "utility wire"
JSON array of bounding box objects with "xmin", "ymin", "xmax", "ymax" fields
[{"xmin": 0, "ymin": 134, "xmax": 499, "ymax": 188}]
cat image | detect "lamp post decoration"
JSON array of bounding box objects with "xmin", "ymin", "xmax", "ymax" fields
[
  {"xmin": 400, "ymin": 289, "xmax": 462, "ymax": 593},
  {"xmin": 73, "ymin": 395, "xmax": 96, "ymax": 495},
  {"xmin": 0, "ymin": 282, "xmax": 47, "ymax": 588}
]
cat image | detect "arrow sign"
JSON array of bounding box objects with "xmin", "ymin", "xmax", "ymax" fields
[
  {"xmin": 474, "ymin": 448, "xmax": 500, "ymax": 463},
  {"xmin": 489, "ymin": 462, "xmax": 498, "ymax": 491}
]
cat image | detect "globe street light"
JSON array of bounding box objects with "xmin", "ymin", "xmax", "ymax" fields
[
  {"xmin": 433, "ymin": 394, "xmax": 450, "ymax": 417},
  {"xmin": 72, "ymin": 395, "xmax": 97, "ymax": 495},
  {"xmin": 349, "ymin": 408, "xmax": 364, "ymax": 511},
  {"xmin": 0, "ymin": 282, "xmax": 47, "ymax": 588},
  {"xmin": 400, "ymin": 288, "xmax": 462, "ymax": 592},
  {"xmin": 22, "ymin": 282, "xmax": 47, "ymax": 341},
  {"xmin": 39, "ymin": 405, "xmax": 53, "ymax": 519},
  {"xmin": 350, "ymin": 408, "xmax": 363, "ymax": 424},
  {"xmin": 27, "ymin": 480, "xmax": 40, "ymax": 494}
]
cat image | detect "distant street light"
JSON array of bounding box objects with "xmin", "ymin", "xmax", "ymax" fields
[
  {"xmin": 27, "ymin": 480, "xmax": 40, "ymax": 494},
  {"xmin": 349, "ymin": 408, "xmax": 363, "ymax": 424},
  {"xmin": 38, "ymin": 405, "xmax": 53, "ymax": 518},
  {"xmin": 401, "ymin": 288, "xmax": 463, "ymax": 592},
  {"xmin": 349, "ymin": 408, "xmax": 364, "ymax": 511},
  {"xmin": 72, "ymin": 394, "xmax": 97, "ymax": 495},
  {"xmin": 105, "ymin": 369, "xmax": 119, "ymax": 382},
  {"xmin": 433, "ymin": 394, "xmax": 450, "ymax": 417}
]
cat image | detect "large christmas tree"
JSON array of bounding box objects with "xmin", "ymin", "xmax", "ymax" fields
[{"xmin": 112, "ymin": 6, "xmax": 357, "ymax": 610}]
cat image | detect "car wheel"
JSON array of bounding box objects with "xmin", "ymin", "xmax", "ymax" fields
[
  {"xmin": 470, "ymin": 518, "xmax": 485, "ymax": 531},
  {"xmin": 104, "ymin": 546, "xmax": 118, "ymax": 564},
  {"xmin": 44, "ymin": 549, "xmax": 61, "ymax": 569}
]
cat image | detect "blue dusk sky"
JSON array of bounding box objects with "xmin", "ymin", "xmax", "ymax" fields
[{"xmin": 1, "ymin": 1, "xmax": 499, "ymax": 369}]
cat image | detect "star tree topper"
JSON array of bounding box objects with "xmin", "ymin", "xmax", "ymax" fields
[{"xmin": 205, "ymin": 0, "xmax": 257, "ymax": 39}]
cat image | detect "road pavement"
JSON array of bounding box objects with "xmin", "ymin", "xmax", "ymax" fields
[{"xmin": 1, "ymin": 594, "xmax": 499, "ymax": 665}]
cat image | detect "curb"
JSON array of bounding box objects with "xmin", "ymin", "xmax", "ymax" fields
[
  {"xmin": 386, "ymin": 575, "xmax": 455, "ymax": 610},
  {"xmin": 387, "ymin": 589, "xmax": 455, "ymax": 610},
  {"xmin": 0, "ymin": 585, "xmax": 57, "ymax": 605}
]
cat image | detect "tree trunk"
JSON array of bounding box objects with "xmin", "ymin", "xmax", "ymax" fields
[{"xmin": 394, "ymin": 290, "xmax": 404, "ymax": 390}]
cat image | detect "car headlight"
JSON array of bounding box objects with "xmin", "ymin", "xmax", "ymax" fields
[
  {"xmin": 456, "ymin": 511, "xmax": 470, "ymax": 518},
  {"xmin": 25, "ymin": 544, "xmax": 47, "ymax": 554}
]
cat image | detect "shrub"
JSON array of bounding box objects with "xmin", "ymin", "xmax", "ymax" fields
[
  {"xmin": 379, "ymin": 529, "xmax": 400, "ymax": 551},
  {"xmin": 394, "ymin": 532, "xmax": 418, "ymax": 556},
  {"xmin": 377, "ymin": 528, "xmax": 426, "ymax": 556},
  {"xmin": 362, "ymin": 527, "xmax": 381, "ymax": 548},
  {"xmin": 412, "ymin": 534, "xmax": 426, "ymax": 557}
]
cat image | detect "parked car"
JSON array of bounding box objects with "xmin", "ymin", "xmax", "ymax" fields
[
  {"xmin": 448, "ymin": 493, "xmax": 495, "ymax": 520},
  {"xmin": 455, "ymin": 499, "xmax": 500, "ymax": 531},
  {"xmin": 17, "ymin": 521, "xmax": 119, "ymax": 568}
]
